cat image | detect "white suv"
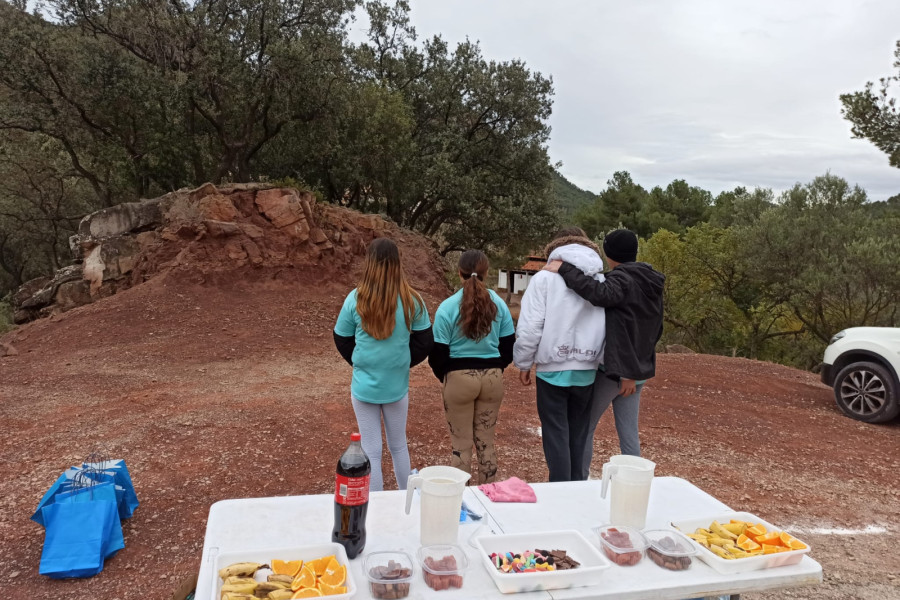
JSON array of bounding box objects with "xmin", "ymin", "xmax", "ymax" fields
[{"xmin": 821, "ymin": 327, "xmax": 900, "ymax": 423}]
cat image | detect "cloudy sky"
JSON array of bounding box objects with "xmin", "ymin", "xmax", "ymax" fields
[{"xmin": 400, "ymin": 0, "xmax": 900, "ymax": 199}]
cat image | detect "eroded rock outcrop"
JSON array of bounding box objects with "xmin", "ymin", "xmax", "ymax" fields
[{"xmin": 11, "ymin": 183, "xmax": 397, "ymax": 324}]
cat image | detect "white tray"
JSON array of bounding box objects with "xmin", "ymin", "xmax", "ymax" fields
[
  {"xmin": 212, "ymin": 543, "xmax": 356, "ymax": 600},
  {"xmin": 474, "ymin": 530, "xmax": 611, "ymax": 594},
  {"xmin": 671, "ymin": 511, "xmax": 811, "ymax": 575}
]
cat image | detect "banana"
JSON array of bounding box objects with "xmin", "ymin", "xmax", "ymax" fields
[
  {"xmin": 267, "ymin": 574, "xmax": 294, "ymax": 584},
  {"xmin": 267, "ymin": 591, "xmax": 295, "ymax": 600},
  {"xmin": 255, "ymin": 582, "xmax": 290, "ymax": 593},
  {"xmin": 220, "ymin": 582, "xmax": 258, "ymax": 596},
  {"xmin": 710, "ymin": 520, "xmax": 738, "ymax": 541},
  {"xmin": 221, "ymin": 594, "xmax": 255, "ymax": 600},
  {"xmin": 706, "ymin": 536, "xmax": 734, "ymax": 546},
  {"xmin": 693, "ymin": 527, "xmax": 712, "ymax": 537},
  {"xmin": 708, "ymin": 544, "xmax": 735, "ymax": 560},
  {"xmin": 722, "ymin": 522, "xmax": 746, "ymax": 536},
  {"xmin": 224, "ymin": 577, "xmax": 258, "ymax": 586},
  {"xmin": 219, "ymin": 562, "xmax": 265, "ymax": 579}
]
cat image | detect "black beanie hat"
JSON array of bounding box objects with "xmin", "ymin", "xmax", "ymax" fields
[{"xmin": 603, "ymin": 229, "xmax": 638, "ymax": 263}]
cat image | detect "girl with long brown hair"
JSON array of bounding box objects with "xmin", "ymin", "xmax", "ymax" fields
[
  {"xmin": 428, "ymin": 250, "xmax": 515, "ymax": 483},
  {"xmin": 334, "ymin": 238, "xmax": 433, "ymax": 491}
]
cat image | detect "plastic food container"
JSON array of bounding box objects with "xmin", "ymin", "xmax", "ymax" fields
[
  {"xmin": 671, "ymin": 512, "xmax": 812, "ymax": 575},
  {"xmin": 417, "ymin": 544, "xmax": 467, "ymax": 591},
  {"xmin": 365, "ymin": 551, "xmax": 414, "ymax": 599},
  {"xmin": 644, "ymin": 529, "xmax": 697, "ymax": 571},
  {"xmin": 212, "ymin": 543, "xmax": 356, "ymax": 600},
  {"xmin": 474, "ymin": 530, "xmax": 611, "ymax": 594},
  {"xmin": 593, "ymin": 524, "xmax": 649, "ymax": 567}
]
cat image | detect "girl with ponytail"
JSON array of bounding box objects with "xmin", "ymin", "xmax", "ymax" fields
[
  {"xmin": 333, "ymin": 238, "xmax": 433, "ymax": 491},
  {"xmin": 428, "ymin": 250, "xmax": 515, "ymax": 483}
]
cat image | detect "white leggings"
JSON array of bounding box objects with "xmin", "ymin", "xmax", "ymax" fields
[{"xmin": 351, "ymin": 394, "xmax": 411, "ymax": 492}]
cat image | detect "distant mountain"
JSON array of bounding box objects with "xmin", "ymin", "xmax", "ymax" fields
[{"xmin": 552, "ymin": 170, "xmax": 596, "ymax": 218}]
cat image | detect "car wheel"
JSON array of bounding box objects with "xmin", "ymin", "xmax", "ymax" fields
[{"xmin": 833, "ymin": 361, "xmax": 900, "ymax": 423}]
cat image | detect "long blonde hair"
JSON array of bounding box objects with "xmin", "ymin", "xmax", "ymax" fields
[{"xmin": 356, "ymin": 238, "xmax": 424, "ymax": 340}]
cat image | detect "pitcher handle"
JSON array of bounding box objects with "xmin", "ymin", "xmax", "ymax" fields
[
  {"xmin": 600, "ymin": 464, "xmax": 617, "ymax": 499},
  {"xmin": 405, "ymin": 473, "xmax": 422, "ymax": 514}
]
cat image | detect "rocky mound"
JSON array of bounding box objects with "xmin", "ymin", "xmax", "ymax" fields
[{"xmin": 11, "ymin": 184, "xmax": 449, "ymax": 324}]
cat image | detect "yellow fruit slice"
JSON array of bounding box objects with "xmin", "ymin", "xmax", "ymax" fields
[
  {"xmin": 291, "ymin": 565, "xmax": 317, "ymax": 591},
  {"xmin": 292, "ymin": 589, "xmax": 323, "ymax": 598},
  {"xmin": 324, "ymin": 557, "xmax": 341, "ymax": 576},
  {"xmin": 317, "ymin": 582, "xmax": 348, "ymax": 596},
  {"xmin": 318, "ymin": 564, "xmax": 346, "ymax": 587},
  {"xmin": 272, "ymin": 559, "xmax": 303, "ymax": 577}
]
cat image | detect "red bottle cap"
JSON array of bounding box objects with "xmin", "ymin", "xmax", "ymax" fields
[{"xmin": 351, "ymin": 432, "xmax": 361, "ymax": 441}]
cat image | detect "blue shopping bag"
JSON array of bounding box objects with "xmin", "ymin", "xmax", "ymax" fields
[
  {"xmin": 83, "ymin": 459, "xmax": 139, "ymax": 519},
  {"xmin": 31, "ymin": 467, "xmax": 81, "ymax": 526},
  {"xmin": 39, "ymin": 482, "xmax": 124, "ymax": 579}
]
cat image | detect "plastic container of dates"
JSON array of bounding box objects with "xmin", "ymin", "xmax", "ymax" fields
[
  {"xmin": 593, "ymin": 524, "xmax": 649, "ymax": 567},
  {"xmin": 365, "ymin": 550, "xmax": 415, "ymax": 599},
  {"xmin": 417, "ymin": 544, "xmax": 468, "ymax": 592},
  {"xmin": 643, "ymin": 529, "xmax": 698, "ymax": 571}
]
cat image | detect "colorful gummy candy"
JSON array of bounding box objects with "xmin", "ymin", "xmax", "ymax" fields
[{"xmin": 487, "ymin": 549, "xmax": 579, "ymax": 573}]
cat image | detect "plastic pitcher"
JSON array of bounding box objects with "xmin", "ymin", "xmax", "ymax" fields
[
  {"xmin": 600, "ymin": 455, "xmax": 655, "ymax": 529},
  {"xmin": 405, "ymin": 466, "xmax": 470, "ymax": 545}
]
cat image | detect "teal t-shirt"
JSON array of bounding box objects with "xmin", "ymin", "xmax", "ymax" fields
[
  {"xmin": 433, "ymin": 289, "xmax": 515, "ymax": 358},
  {"xmin": 334, "ymin": 289, "xmax": 431, "ymax": 404},
  {"xmin": 536, "ymin": 370, "xmax": 597, "ymax": 387}
]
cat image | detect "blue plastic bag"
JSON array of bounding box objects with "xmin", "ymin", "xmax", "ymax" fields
[{"xmin": 39, "ymin": 482, "xmax": 125, "ymax": 578}]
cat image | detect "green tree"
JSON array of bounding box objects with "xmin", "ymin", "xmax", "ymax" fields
[
  {"xmin": 709, "ymin": 186, "xmax": 774, "ymax": 228},
  {"xmin": 576, "ymin": 171, "xmax": 650, "ymax": 237},
  {"xmin": 840, "ymin": 40, "xmax": 900, "ymax": 168},
  {"xmin": 742, "ymin": 174, "xmax": 900, "ymax": 346}
]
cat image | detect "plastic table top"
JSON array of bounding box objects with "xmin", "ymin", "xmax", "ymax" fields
[{"xmin": 195, "ymin": 476, "xmax": 822, "ymax": 600}]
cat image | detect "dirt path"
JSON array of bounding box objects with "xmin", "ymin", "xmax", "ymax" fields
[{"xmin": 1, "ymin": 279, "xmax": 898, "ymax": 599}]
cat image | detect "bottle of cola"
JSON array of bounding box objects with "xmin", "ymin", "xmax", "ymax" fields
[{"xmin": 332, "ymin": 432, "xmax": 370, "ymax": 559}]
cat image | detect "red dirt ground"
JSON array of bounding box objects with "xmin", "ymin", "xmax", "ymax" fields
[{"xmin": 1, "ymin": 267, "xmax": 898, "ymax": 599}]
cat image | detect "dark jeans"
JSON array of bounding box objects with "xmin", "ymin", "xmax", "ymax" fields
[{"xmin": 535, "ymin": 378, "xmax": 595, "ymax": 482}]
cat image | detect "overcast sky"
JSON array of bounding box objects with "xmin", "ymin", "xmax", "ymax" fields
[{"xmin": 399, "ymin": 0, "xmax": 900, "ymax": 200}]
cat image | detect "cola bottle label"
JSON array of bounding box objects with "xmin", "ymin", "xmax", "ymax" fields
[{"xmin": 334, "ymin": 474, "xmax": 370, "ymax": 505}]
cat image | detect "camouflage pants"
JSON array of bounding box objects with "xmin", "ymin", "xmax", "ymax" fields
[{"xmin": 442, "ymin": 368, "xmax": 504, "ymax": 485}]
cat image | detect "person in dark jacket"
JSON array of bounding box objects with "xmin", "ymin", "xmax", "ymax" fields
[{"xmin": 544, "ymin": 228, "xmax": 664, "ymax": 462}]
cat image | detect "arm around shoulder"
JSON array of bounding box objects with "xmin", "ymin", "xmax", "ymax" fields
[{"xmin": 559, "ymin": 263, "xmax": 627, "ymax": 307}]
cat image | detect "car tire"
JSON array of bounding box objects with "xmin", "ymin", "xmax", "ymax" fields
[{"xmin": 833, "ymin": 361, "xmax": 900, "ymax": 423}]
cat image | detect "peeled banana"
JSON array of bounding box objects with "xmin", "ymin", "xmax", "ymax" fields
[
  {"xmin": 267, "ymin": 590, "xmax": 295, "ymax": 600},
  {"xmin": 710, "ymin": 520, "xmax": 738, "ymax": 541},
  {"xmin": 218, "ymin": 562, "xmax": 265, "ymax": 579}
]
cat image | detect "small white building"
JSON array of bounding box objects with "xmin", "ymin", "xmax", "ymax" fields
[{"xmin": 497, "ymin": 255, "xmax": 546, "ymax": 295}]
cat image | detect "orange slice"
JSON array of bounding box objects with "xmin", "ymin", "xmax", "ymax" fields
[
  {"xmin": 779, "ymin": 532, "xmax": 796, "ymax": 547},
  {"xmin": 324, "ymin": 557, "xmax": 342, "ymax": 575},
  {"xmin": 318, "ymin": 582, "xmax": 348, "ymax": 596},
  {"xmin": 292, "ymin": 589, "xmax": 323, "ymax": 598},
  {"xmin": 291, "ymin": 564, "xmax": 317, "ymax": 591},
  {"xmin": 789, "ymin": 538, "xmax": 807, "ymax": 550},
  {"xmin": 272, "ymin": 559, "xmax": 303, "ymax": 577},
  {"xmin": 745, "ymin": 523, "xmax": 767, "ymax": 537},
  {"xmin": 307, "ymin": 555, "xmax": 336, "ymax": 577},
  {"xmin": 761, "ymin": 543, "xmax": 780, "ymax": 555},
  {"xmin": 736, "ymin": 534, "xmax": 760, "ymax": 551},
  {"xmin": 755, "ymin": 531, "xmax": 781, "ymax": 545},
  {"xmin": 318, "ymin": 564, "xmax": 346, "ymax": 587}
]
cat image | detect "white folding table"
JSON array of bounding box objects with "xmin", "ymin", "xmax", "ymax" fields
[{"xmin": 195, "ymin": 477, "xmax": 822, "ymax": 600}]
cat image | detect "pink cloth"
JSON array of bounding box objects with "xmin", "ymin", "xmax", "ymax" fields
[{"xmin": 478, "ymin": 477, "xmax": 537, "ymax": 503}]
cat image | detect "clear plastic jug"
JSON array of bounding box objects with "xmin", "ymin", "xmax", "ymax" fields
[
  {"xmin": 405, "ymin": 466, "xmax": 471, "ymax": 545},
  {"xmin": 600, "ymin": 455, "xmax": 656, "ymax": 529}
]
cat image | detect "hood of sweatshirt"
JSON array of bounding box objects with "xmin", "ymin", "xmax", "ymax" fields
[
  {"xmin": 548, "ymin": 243, "xmax": 604, "ymax": 277},
  {"xmin": 616, "ymin": 262, "xmax": 665, "ymax": 299}
]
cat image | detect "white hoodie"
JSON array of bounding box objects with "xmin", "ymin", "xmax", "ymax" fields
[{"xmin": 513, "ymin": 243, "xmax": 606, "ymax": 373}]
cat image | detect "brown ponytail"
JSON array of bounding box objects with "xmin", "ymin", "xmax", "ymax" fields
[{"xmin": 457, "ymin": 250, "xmax": 496, "ymax": 341}]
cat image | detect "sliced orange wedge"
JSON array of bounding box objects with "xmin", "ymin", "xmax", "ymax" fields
[{"xmin": 272, "ymin": 559, "xmax": 303, "ymax": 577}]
